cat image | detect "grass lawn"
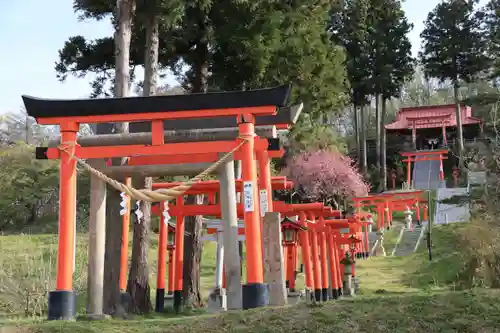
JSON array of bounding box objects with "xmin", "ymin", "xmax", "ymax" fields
[
  {"xmin": 1, "ymin": 222, "xmax": 492, "ymax": 333},
  {"xmin": 6, "ymin": 290, "xmax": 500, "ymax": 333},
  {"xmin": 0, "ymin": 232, "xmax": 219, "ymax": 318}
]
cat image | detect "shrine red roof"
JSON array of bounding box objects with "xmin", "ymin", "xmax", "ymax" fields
[{"xmin": 385, "ymin": 104, "xmax": 482, "ymax": 130}]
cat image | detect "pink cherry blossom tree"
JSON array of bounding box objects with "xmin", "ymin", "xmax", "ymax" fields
[{"xmin": 283, "ymin": 149, "xmax": 370, "ymax": 208}]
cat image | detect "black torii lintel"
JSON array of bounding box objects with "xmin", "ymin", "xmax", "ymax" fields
[{"xmin": 22, "ymin": 84, "xmax": 291, "ymax": 119}]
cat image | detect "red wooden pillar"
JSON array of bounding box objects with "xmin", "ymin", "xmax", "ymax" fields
[
  {"xmin": 415, "ymin": 202, "xmax": 421, "ymax": 223},
  {"xmin": 333, "ymin": 236, "xmax": 343, "ymax": 296},
  {"xmin": 49, "ymin": 122, "xmax": 78, "ymax": 320},
  {"xmin": 327, "ymin": 231, "xmax": 340, "ymax": 298},
  {"xmin": 239, "ymin": 118, "xmax": 266, "ymax": 309},
  {"xmin": 318, "ymin": 228, "xmax": 329, "ymax": 301},
  {"xmin": 173, "ymin": 197, "xmax": 185, "ymax": 312},
  {"xmin": 309, "ymin": 226, "xmax": 322, "ymax": 302},
  {"xmin": 285, "ymin": 245, "xmax": 296, "ymax": 291},
  {"xmin": 299, "ymin": 212, "xmax": 314, "ymax": 296},
  {"xmin": 439, "ymin": 155, "xmax": 445, "ymax": 182}
]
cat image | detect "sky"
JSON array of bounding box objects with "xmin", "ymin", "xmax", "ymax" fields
[{"xmin": 0, "ymin": 0, "xmax": 488, "ymax": 115}]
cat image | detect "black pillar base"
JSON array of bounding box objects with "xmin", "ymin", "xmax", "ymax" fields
[
  {"xmin": 155, "ymin": 288, "xmax": 165, "ymax": 312},
  {"xmin": 365, "ymin": 252, "xmax": 370, "ymax": 258},
  {"xmin": 285, "ymin": 280, "xmax": 290, "ymax": 289},
  {"xmin": 242, "ymin": 283, "xmax": 269, "ymax": 309},
  {"xmin": 331, "ymin": 288, "xmax": 338, "ymax": 299},
  {"xmin": 48, "ymin": 290, "xmax": 76, "ymax": 320},
  {"xmin": 173, "ymin": 290, "xmax": 183, "ymax": 313},
  {"xmin": 338, "ymin": 288, "xmax": 342, "ymax": 297},
  {"xmin": 314, "ymin": 289, "xmax": 322, "ymax": 302},
  {"xmin": 321, "ymin": 288, "xmax": 329, "ymax": 301}
]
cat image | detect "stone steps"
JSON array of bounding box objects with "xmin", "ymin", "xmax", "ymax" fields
[
  {"xmin": 412, "ymin": 153, "xmax": 442, "ymax": 190},
  {"xmin": 393, "ymin": 226, "xmax": 423, "ymax": 256}
]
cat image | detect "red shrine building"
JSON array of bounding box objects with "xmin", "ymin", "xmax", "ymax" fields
[{"xmin": 385, "ymin": 104, "xmax": 483, "ymax": 150}]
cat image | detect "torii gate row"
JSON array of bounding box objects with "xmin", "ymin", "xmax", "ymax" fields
[
  {"xmin": 296, "ymin": 212, "xmax": 364, "ymax": 301},
  {"xmin": 306, "ymin": 216, "xmax": 371, "ymax": 260},
  {"xmin": 352, "ymin": 191, "xmax": 425, "ymax": 229},
  {"xmin": 151, "ymin": 200, "xmax": 341, "ymax": 308},
  {"xmin": 194, "ymin": 216, "xmax": 358, "ymax": 302},
  {"xmin": 399, "ymin": 149, "xmax": 448, "ymax": 185}
]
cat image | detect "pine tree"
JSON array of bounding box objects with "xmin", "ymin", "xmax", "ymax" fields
[{"xmin": 419, "ymin": 0, "xmax": 488, "ymax": 164}]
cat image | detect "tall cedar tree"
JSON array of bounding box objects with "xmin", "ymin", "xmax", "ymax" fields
[
  {"xmin": 484, "ymin": 0, "xmax": 500, "ymax": 79},
  {"xmin": 367, "ymin": 0, "xmax": 414, "ymax": 190},
  {"xmin": 330, "ymin": 0, "xmax": 372, "ymax": 173},
  {"xmin": 419, "ymin": 0, "xmax": 489, "ymax": 164},
  {"xmin": 125, "ymin": 0, "xmax": 162, "ymax": 314}
]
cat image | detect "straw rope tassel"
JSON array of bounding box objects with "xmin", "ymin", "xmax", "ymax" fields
[{"xmin": 58, "ymin": 138, "xmax": 249, "ymax": 203}]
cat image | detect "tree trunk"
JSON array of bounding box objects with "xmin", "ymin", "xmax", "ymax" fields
[
  {"xmin": 353, "ymin": 104, "xmax": 361, "ymax": 168},
  {"xmin": 182, "ymin": 195, "xmax": 204, "ymax": 308},
  {"xmin": 103, "ymin": 0, "xmax": 135, "ymax": 316},
  {"xmin": 360, "ymin": 105, "xmax": 367, "ymax": 175},
  {"xmin": 380, "ymin": 98, "xmax": 387, "ymax": 191},
  {"xmin": 181, "ymin": 31, "xmax": 209, "ymax": 307},
  {"xmin": 125, "ymin": 8, "xmax": 159, "ymax": 314},
  {"xmin": 126, "ymin": 178, "xmax": 152, "ymax": 313},
  {"xmin": 453, "ymin": 80, "xmax": 465, "ymax": 167},
  {"xmin": 375, "ymin": 95, "xmax": 381, "ymax": 171}
]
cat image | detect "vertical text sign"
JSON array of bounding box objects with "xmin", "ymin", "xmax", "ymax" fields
[
  {"xmin": 243, "ymin": 181, "xmax": 255, "ymax": 212},
  {"xmin": 259, "ymin": 189, "xmax": 268, "ymax": 217}
]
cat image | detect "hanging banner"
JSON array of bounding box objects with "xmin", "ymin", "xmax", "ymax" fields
[
  {"xmin": 135, "ymin": 200, "xmax": 144, "ymax": 222},
  {"xmin": 259, "ymin": 189, "xmax": 268, "ymax": 217},
  {"xmin": 243, "ymin": 181, "xmax": 255, "ymax": 212}
]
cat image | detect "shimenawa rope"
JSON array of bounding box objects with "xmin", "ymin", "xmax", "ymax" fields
[{"xmin": 58, "ymin": 138, "xmax": 249, "ymax": 202}]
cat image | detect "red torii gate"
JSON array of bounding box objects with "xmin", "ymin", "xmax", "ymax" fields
[
  {"xmin": 352, "ymin": 190, "xmax": 425, "ymax": 229},
  {"xmin": 400, "ymin": 149, "xmax": 448, "ymax": 186},
  {"xmin": 24, "ymin": 84, "xmax": 291, "ymax": 319}
]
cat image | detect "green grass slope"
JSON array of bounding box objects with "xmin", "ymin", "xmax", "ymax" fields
[
  {"xmin": 2, "ymin": 222, "xmax": 494, "ymax": 333},
  {"xmin": 7, "ymin": 290, "xmax": 500, "ymax": 333}
]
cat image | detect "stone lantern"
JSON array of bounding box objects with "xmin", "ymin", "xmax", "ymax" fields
[{"xmin": 404, "ymin": 206, "xmax": 413, "ymax": 229}]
